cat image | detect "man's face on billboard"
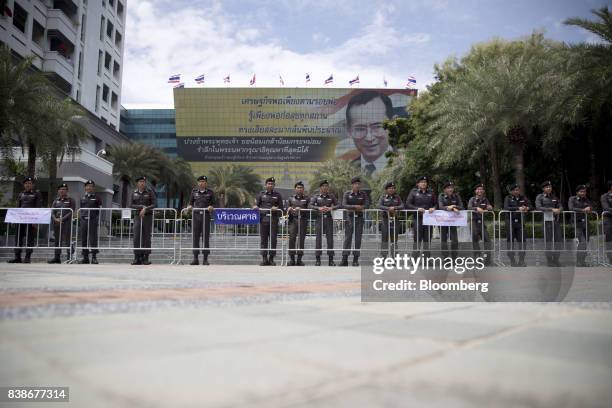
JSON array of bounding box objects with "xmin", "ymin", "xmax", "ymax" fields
[{"xmin": 347, "ymin": 97, "xmax": 389, "ymax": 163}]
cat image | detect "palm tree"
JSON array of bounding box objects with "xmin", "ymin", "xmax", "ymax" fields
[
  {"xmin": 160, "ymin": 157, "xmax": 194, "ymax": 209},
  {"xmin": 564, "ymin": 6, "xmax": 612, "ymax": 44},
  {"xmin": 207, "ymin": 164, "xmax": 261, "ymax": 208},
  {"xmin": 308, "ymin": 159, "xmax": 373, "ymax": 197}
]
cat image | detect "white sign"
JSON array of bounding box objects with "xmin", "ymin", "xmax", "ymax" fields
[
  {"xmin": 423, "ymin": 210, "xmax": 468, "ymax": 227},
  {"xmin": 121, "ymin": 209, "xmax": 132, "ymax": 219},
  {"xmin": 5, "ymin": 208, "xmax": 52, "ymax": 224}
]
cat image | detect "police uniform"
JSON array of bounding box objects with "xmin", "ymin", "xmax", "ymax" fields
[
  {"xmin": 535, "ymin": 181, "xmax": 563, "ymax": 266},
  {"xmin": 8, "ymin": 177, "xmax": 43, "ymax": 263},
  {"xmin": 341, "ymin": 176, "xmax": 370, "ymax": 266},
  {"xmin": 189, "ymin": 176, "xmax": 215, "ymax": 265},
  {"xmin": 379, "ymin": 182, "xmax": 405, "ymax": 258},
  {"xmin": 503, "ymin": 184, "xmax": 531, "ymax": 266},
  {"xmin": 467, "ymin": 184, "xmax": 493, "ymax": 264},
  {"xmin": 287, "ymin": 181, "xmax": 310, "ymax": 266},
  {"xmin": 308, "ymin": 180, "xmax": 339, "ymax": 265},
  {"xmin": 48, "ymin": 184, "xmax": 75, "ymax": 263},
  {"xmin": 130, "ymin": 176, "xmax": 156, "ymax": 265},
  {"xmin": 438, "ymin": 181, "xmax": 463, "ymax": 259},
  {"xmin": 568, "ymin": 185, "xmax": 592, "ymax": 266},
  {"xmin": 256, "ymin": 177, "xmax": 284, "ymax": 265},
  {"xmin": 79, "ymin": 180, "xmax": 102, "ymax": 264},
  {"xmin": 601, "ymin": 181, "xmax": 612, "ymax": 263},
  {"xmin": 405, "ymin": 176, "xmax": 436, "ymax": 257}
]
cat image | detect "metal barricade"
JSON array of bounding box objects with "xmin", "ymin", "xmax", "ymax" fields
[{"xmin": 602, "ymin": 211, "xmax": 612, "ymax": 266}]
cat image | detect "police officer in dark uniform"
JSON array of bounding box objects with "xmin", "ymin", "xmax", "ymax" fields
[
  {"xmin": 468, "ymin": 183, "xmax": 493, "ymax": 265},
  {"xmin": 568, "ymin": 184, "xmax": 593, "ymax": 267},
  {"xmin": 503, "ymin": 183, "xmax": 531, "ymax": 267},
  {"xmin": 255, "ymin": 177, "xmax": 284, "ymax": 266},
  {"xmin": 131, "ymin": 176, "xmax": 156, "ymax": 265},
  {"xmin": 438, "ymin": 181, "xmax": 463, "ymax": 260},
  {"xmin": 535, "ymin": 180, "xmax": 562, "ymax": 267},
  {"xmin": 601, "ymin": 180, "xmax": 612, "ymax": 264},
  {"xmin": 341, "ymin": 176, "xmax": 370, "ymax": 266},
  {"xmin": 405, "ymin": 176, "xmax": 436, "ymax": 258},
  {"xmin": 287, "ymin": 181, "xmax": 309, "ymax": 266},
  {"xmin": 48, "ymin": 183, "xmax": 75, "ymax": 264},
  {"xmin": 378, "ymin": 181, "xmax": 404, "ymax": 258},
  {"xmin": 309, "ymin": 180, "xmax": 339, "ymax": 266},
  {"xmin": 8, "ymin": 176, "xmax": 43, "ymax": 263},
  {"xmin": 186, "ymin": 176, "xmax": 215, "ymax": 265},
  {"xmin": 78, "ymin": 180, "xmax": 102, "ymax": 264}
]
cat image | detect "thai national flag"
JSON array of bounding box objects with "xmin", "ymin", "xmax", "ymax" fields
[
  {"xmin": 173, "ymin": 83, "xmax": 184, "ymax": 89},
  {"xmin": 223, "ymin": 75, "xmax": 230, "ymax": 83},
  {"xmin": 195, "ymin": 74, "xmax": 205, "ymax": 84},
  {"xmin": 324, "ymin": 74, "xmax": 333, "ymax": 84},
  {"xmin": 305, "ymin": 73, "xmax": 310, "ymax": 83},
  {"xmin": 250, "ymin": 74, "xmax": 256, "ymax": 85},
  {"xmin": 349, "ymin": 75, "xmax": 359, "ymax": 86},
  {"xmin": 168, "ymin": 74, "xmax": 181, "ymax": 83},
  {"xmin": 279, "ymin": 75, "xmax": 284, "ymax": 86},
  {"xmin": 406, "ymin": 75, "xmax": 416, "ymax": 88}
]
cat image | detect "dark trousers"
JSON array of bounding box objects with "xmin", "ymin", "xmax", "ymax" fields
[
  {"xmin": 192, "ymin": 212, "xmax": 211, "ymax": 257},
  {"xmin": 343, "ymin": 215, "xmax": 364, "ymax": 257},
  {"xmin": 440, "ymin": 226, "xmax": 458, "ymax": 259},
  {"xmin": 260, "ymin": 216, "xmax": 279, "ymax": 257},
  {"xmin": 543, "ymin": 220, "xmax": 562, "ymax": 263},
  {"xmin": 575, "ymin": 220, "xmax": 589, "ymax": 264},
  {"xmin": 288, "ymin": 217, "xmax": 308, "ymax": 257},
  {"xmin": 412, "ymin": 215, "xmax": 431, "ymax": 256},
  {"xmin": 381, "ymin": 217, "xmax": 401, "ymax": 257},
  {"xmin": 472, "ymin": 220, "xmax": 492, "ymax": 261},
  {"xmin": 80, "ymin": 217, "xmax": 99, "ymax": 256},
  {"xmin": 506, "ymin": 219, "xmax": 526, "ymax": 263},
  {"xmin": 605, "ymin": 214, "xmax": 612, "ymax": 263},
  {"xmin": 315, "ymin": 215, "xmax": 334, "ymax": 256},
  {"xmin": 14, "ymin": 224, "xmax": 36, "ymax": 257},
  {"xmin": 53, "ymin": 219, "xmax": 72, "ymax": 257},
  {"xmin": 134, "ymin": 214, "xmax": 153, "ymax": 256}
]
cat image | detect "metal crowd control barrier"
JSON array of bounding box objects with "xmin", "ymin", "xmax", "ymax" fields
[
  {"xmin": 178, "ymin": 208, "xmax": 285, "ymax": 265},
  {"xmin": 74, "ymin": 208, "xmax": 178, "ymax": 264},
  {"xmin": 0, "ymin": 207, "xmax": 75, "ymax": 261},
  {"xmin": 602, "ymin": 211, "xmax": 612, "ymax": 266}
]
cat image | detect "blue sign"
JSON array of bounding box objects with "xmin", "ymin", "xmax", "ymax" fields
[{"xmin": 214, "ymin": 209, "xmax": 260, "ymax": 225}]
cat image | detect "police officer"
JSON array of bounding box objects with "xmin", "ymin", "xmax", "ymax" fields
[
  {"xmin": 186, "ymin": 176, "xmax": 215, "ymax": 265},
  {"xmin": 568, "ymin": 185, "xmax": 593, "ymax": 267},
  {"xmin": 601, "ymin": 180, "xmax": 612, "ymax": 264},
  {"xmin": 48, "ymin": 183, "xmax": 75, "ymax": 264},
  {"xmin": 468, "ymin": 184, "xmax": 493, "ymax": 265},
  {"xmin": 503, "ymin": 183, "xmax": 531, "ymax": 267},
  {"xmin": 379, "ymin": 181, "xmax": 404, "ymax": 258},
  {"xmin": 309, "ymin": 180, "xmax": 339, "ymax": 266},
  {"xmin": 8, "ymin": 176, "xmax": 42, "ymax": 263},
  {"xmin": 78, "ymin": 180, "xmax": 102, "ymax": 264},
  {"xmin": 341, "ymin": 176, "xmax": 370, "ymax": 266},
  {"xmin": 405, "ymin": 176, "xmax": 436, "ymax": 258},
  {"xmin": 438, "ymin": 181, "xmax": 463, "ymax": 260},
  {"xmin": 254, "ymin": 177, "xmax": 284, "ymax": 266},
  {"xmin": 535, "ymin": 181, "xmax": 562, "ymax": 267},
  {"xmin": 287, "ymin": 181, "xmax": 310, "ymax": 266},
  {"xmin": 131, "ymin": 176, "xmax": 156, "ymax": 265}
]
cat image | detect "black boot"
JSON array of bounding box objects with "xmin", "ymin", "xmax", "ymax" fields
[
  {"xmin": 202, "ymin": 255, "xmax": 209, "ymax": 265},
  {"xmin": 260, "ymin": 255, "xmax": 269, "ymax": 266},
  {"xmin": 131, "ymin": 254, "xmax": 142, "ymax": 265},
  {"xmin": 328, "ymin": 255, "xmax": 336, "ymax": 266},
  {"xmin": 79, "ymin": 254, "xmax": 90, "ymax": 264},
  {"xmin": 352, "ymin": 255, "xmax": 359, "ymax": 267},
  {"xmin": 190, "ymin": 254, "xmax": 199, "ymax": 265},
  {"xmin": 7, "ymin": 256, "xmax": 22, "ymax": 263},
  {"xmin": 288, "ymin": 255, "xmax": 295, "ymax": 266},
  {"xmin": 142, "ymin": 254, "xmax": 151, "ymax": 265},
  {"xmin": 268, "ymin": 255, "xmax": 276, "ymax": 266},
  {"xmin": 23, "ymin": 253, "xmax": 32, "ymax": 264},
  {"xmin": 91, "ymin": 254, "xmax": 98, "ymax": 264},
  {"xmin": 508, "ymin": 255, "xmax": 517, "ymax": 267},
  {"xmin": 315, "ymin": 256, "xmax": 321, "ymax": 266},
  {"xmin": 517, "ymin": 254, "xmax": 526, "ymax": 267},
  {"xmin": 48, "ymin": 254, "xmax": 61, "ymax": 264},
  {"xmin": 339, "ymin": 255, "xmax": 348, "ymax": 267},
  {"xmin": 296, "ymin": 255, "xmax": 304, "ymax": 266}
]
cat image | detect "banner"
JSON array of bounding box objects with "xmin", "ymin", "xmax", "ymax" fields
[
  {"xmin": 4, "ymin": 208, "xmax": 52, "ymax": 225},
  {"xmin": 214, "ymin": 209, "xmax": 260, "ymax": 225},
  {"xmin": 423, "ymin": 210, "xmax": 468, "ymax": 227}
]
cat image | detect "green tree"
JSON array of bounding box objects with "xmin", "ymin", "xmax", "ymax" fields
[
  {"xmin": 207, "ymin": 164, "xmax": 261, "ymax": 208},
  {"xmin": 308, "ymin": 159, "xmax": 373, "ymax": 197},
  {"xmin": 161, "ymin": 157, "xmax": 194, "ymax": 209}
]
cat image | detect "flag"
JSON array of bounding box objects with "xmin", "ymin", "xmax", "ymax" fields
[
  {"xmin": 324, "ymin": 74, "xmax": 333, "ymax": 84},
  {"xmin": 305, "ymin": 73, "xmax": 311, "ymax": 83},
  {"xmin": 250, "ymin": 73, "xmax": 256, "ymax": 86},
  {"xmin": 349, "ymin": 75, "xmax": 359, "ymax": 86},
  {"xmin": 168, "ymin": 74, "xmax": 181, "ymax": 83},
  {"xmin": 173, "ymin": 83, "xmax": 184, "ymax": 89},
  {"xmin": 195, "ymin": 74, "xmax": 205, "ymax": 84},
  {"xmin": 406, "ymin": 75, "xmax": 416, "ymax": 88},
  {"xmin": 223, "ymin": 74, "xmax": 230, "ymax": 83},
  {"xmin": 279, "ymin": 75, "xmax": 285, "ymax": 86},
  {"xmin": 383, "ymin": 77, "xmax": 388, "ymax": 87}
]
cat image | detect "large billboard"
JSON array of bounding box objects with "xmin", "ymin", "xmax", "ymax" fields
[{"xmin": 174, "ymin": 88, "xmax": 416, "ymax": 188}]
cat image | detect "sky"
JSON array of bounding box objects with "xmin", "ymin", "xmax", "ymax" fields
[{"xmin": 121, "ymin": 0, "xmax": 608, "ymax": 108}]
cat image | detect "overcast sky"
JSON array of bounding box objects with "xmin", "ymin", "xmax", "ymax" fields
[{"xmin": 121, "ymin": 0, "xmax": 607, "ymax": 108}]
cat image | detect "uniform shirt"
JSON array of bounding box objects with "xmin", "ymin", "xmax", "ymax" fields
[
  {"xmin": 189, "ymin": 189, "xmax": 215, "ymax": 214},
  {"xmin": 256, "ymin": 190, "xmax": 284, "ymax": 216},
  {"xmin": 342, "ymin": 190, "xmax": 370, "ymax": 218},
  {"xmin": 601, "ymin": 191, "xmax": 612, "ymax": 213},
  {"xmin": 438, "ymin": 193, "xmax": 464, "ymax": 211},
  {"xmin": 51, "ymin": 195, "xmax": 75, "ymax": 221},
  {"xmin": 378, "ymin": 194, "xmax": 404, "ymax": 218},
  {"xmin": 308, "ymin": 192, "xmax": 339, "ymax": 218},
  {"xmin": 405, "ymin": 188, "xmax": 436, "ymax": 214},
  {"xmin": 287, "ymin": 194, "xmax": 310, "ymax": 220},
  {"xmin": 80, "ymin": 193, "xmax": 102, "ymax": 220},
  {"xmin": 18, "ymin": 190, "xmax": 43, "ymax": 208},
  {"xmin": 468, "ymin": 196, "xmax": 492, "ymax": 223},
  {"xmin": 503, "ymin": 194, "xmax": 531, "ymax": 224},
  {"xmin": 130, "ymin": 189, "xmax": 156, "ymax": 215},
  {"xmin": 568, "ymin": 195, "xmax": 592, "ymax": 223}
]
